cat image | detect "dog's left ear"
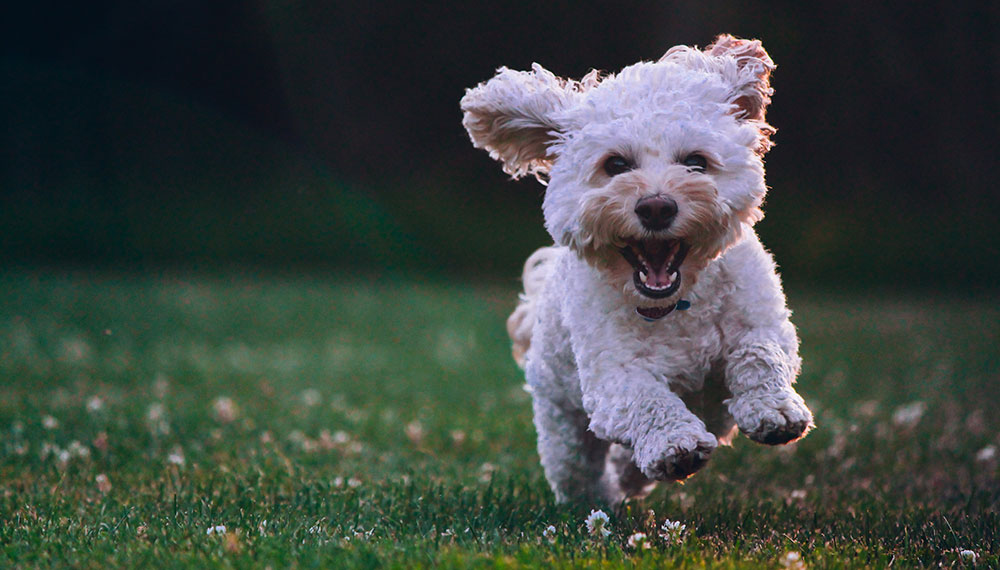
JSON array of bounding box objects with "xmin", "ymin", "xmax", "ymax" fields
[
  {"xmin": 461, "ymin": 63, "xmax": 582, "ymax": 180},
  {"xmin": 664, "ymin": 35, "xmax": 776, "ymax": 153},
  {"xmin": 704, "ymin": 34, "xmax": 775, "ymax": 124}
]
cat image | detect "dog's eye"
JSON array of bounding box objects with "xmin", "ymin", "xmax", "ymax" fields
[
  {"xmin": 603, "ymin": 155, "xmax": 634, "ymax": 177},
  {"xmin": 681, "ymin": 153, "xmax": 708, "ymax": 172}
]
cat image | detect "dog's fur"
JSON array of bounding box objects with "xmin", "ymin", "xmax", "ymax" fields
[{"xmin": 461, "ymin": 35, "xmax": 813, "ymax": 505}]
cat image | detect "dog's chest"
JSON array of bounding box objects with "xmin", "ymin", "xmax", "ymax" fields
[
  {"xmin": 565, "ymin": 293, "xmax": 725, "ymax": 393},
  {"xmin": 632, "ymin": 310, "xmax": 723, "ymax": 391}
]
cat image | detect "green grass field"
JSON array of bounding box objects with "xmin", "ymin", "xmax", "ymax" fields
[{"xmin": 1, "ymin": 270, "xmax": 997, "ymax": 568}]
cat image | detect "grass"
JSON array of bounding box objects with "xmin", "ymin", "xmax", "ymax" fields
[{"xmin": 1, "ymin": 269, "xmax": 997, "ymax": 568}]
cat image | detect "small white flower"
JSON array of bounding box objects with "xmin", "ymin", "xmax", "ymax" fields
[
  {"xmin": 167, "ymin": 448, "xmax": 185, "ymax": 466},
  {"xmin": 659, "ymin": 519, "xmax": 687, "ymax": 542},
  {"xmin": 405, "ymin": 421, "xmax": 424, "ymax": 445},
  {"xmin": 975, "ymin": 445, "xmax": 996, "ymax": 462},
  {"xmin": 780, "ymin": 551, "xmax": 806, "ymax": 569},
  {"xmin": 258, "ymin": 520, "xmax": 267, "ymax": 536},
  {"xmin": 146, "ymin": 403, "xmax": 170, "ymax": 436},
  {"xmin": 584, "ymin": 509, "xmax": 611, "ymax": 537},
  {"xmin": 301, "ymin": 389, "xmax": 322, "ymax": 407},
  {"xmin": 892, "ymin": 401, "xmax": 926, "ymax": 428},
  {"xmin": 86, "ymin": 396, "xmax": 104, "ymax": 413},
  {"xmin": 42, "ymin": 415, "xmax": 59, "ymax": 430},
  {"xmin": 542, "ymin": 525, "xmax": 557, "ymax": 543},
  {"xmin": 627, "ymin": 532, "xmax": 651, "ymax": 550},
  {"xmin": 146, "ymin": 403, "xmax": 166, "ymax": 422},
  {"xmin": 67, "ymin": 440, "xmax": 90, "ymax": 459},
  {"xmin": 478, "ymin": 462, "xmax": 497, "ymax": 483},
  {"xmin": 959, "ymin": 549, "xmax": 978, "ymax": 562},
  {"xmin": 206, "ymin": 525, "xmax": 227, "ymax": 535},
  {"xmin": 212, "ymin": 397, "xmax": 239, "ymax": 424},
  {"xmin": 95, "ymin": 473, "xmax": 112, "ymax": 493}
]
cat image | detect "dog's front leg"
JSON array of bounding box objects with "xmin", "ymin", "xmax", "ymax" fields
[
  {"xmin": 720, "ymin": 238, "xmax": 814, "ymax": 445},
  {"xmin": 724, "ymin": 337, "xmax": 813, "ymax": 444},
  {"xmin": 581, "ymin": 367, "xmax": 718, "ymax": 481}
]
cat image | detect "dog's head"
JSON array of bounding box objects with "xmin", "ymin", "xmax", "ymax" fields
[{"xmin": 462, "ymin": 35, "xmax": 776, "ymax": 310}]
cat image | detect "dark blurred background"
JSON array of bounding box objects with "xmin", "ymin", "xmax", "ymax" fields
[{"xmin": 2, "ymin": 1, "xmax": 997, "ymax": 289}]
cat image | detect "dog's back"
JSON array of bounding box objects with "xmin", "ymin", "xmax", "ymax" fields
[{"xmin": 506, "ymin": 246, "xmax": 561, "ymax": 368}]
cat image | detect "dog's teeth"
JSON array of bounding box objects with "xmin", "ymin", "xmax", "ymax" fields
[{"xmin": 639, "ymin": 271, "xmax": 648, "ymax": 284}]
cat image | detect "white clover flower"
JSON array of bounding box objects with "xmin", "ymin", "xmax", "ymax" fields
[
  {"xmin": 147, "ymin": 403, "xmax": 166, "ymax": 422},
  {"xmin": 788, "ymin": 489, "xmax": 807, "ymax": 502},
  {"xmin": 659, "ymin": 519, "xmax": 687, "ymax": 542},
  {"xmin": 780, "ymin": 551, "xmax": 806, "ymax": 569},
  {"xmin": 892, "ymin": 401, "xmax": 926, "ymax": 428},
  {"xmin": 212, "ymin": 397, "xmax": 239, "ymax": 423},
  {"xmin": 959, "ymin": 549, "xmax": 978, "ymax": 563},
  {"xmin": 300, "ymin": 389, "xmax": 322, "ymax": 407},
  {"xmin": 405, "ymin": 421, "xmax": 425, "ymax": 445},
  {"xmin": 95, "ymin": 473, "xmax": 112, "ymax": 494},
  {"xmin": 975, "ymin": 445, "xmax": 996, "ymax": 462},
  {"xmin": 86, "ymin": 396, "xmax": 104, "ymax": 413},
  {"xmin": 584, "ymin": 509, "xmax": 611, "ymax": 537},
  {"xmin": 146, "ymin": 403, "xmax": 170, "ymax": 436},
  {"xmin": 542, "ymin": 525, "xmax": 557, "ymax": 543},
  {"xmin": 67, "ymin": 440, "xmax": 90, "ymax": 459},
  {"xmin": 206, "ymin": 525, "xmax": 227, "ymax": 535},
  {"xmin": 627, "ymin": 532, "xmax": 651, "ymax": 550},
  {"xmin": 42, "ymin": 415, "xmax": 59, "ymax": 430},
  {"xmin": 478, "ymin": 462, "xmax": 497, "ymax": 483},
  {"xmin": 167, "ymin": 448, "xmax": 186, "ymax": 466}
]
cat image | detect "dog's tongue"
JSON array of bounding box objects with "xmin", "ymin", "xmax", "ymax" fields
[{"xmin": 642, "ymin": 241, "xmax": 675, "ymax": 289}]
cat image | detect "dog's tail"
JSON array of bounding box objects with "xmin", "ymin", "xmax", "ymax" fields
[{"xmin": 507, "ymin": 246, "xmax": 560, "ymax": 369}]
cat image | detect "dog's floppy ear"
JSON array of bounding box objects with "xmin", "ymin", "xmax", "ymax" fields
[
  {"xmin": 661, "ymin": 35, "xmax": 776, "ymax": 153},
  {"xmin": 704, "ymin": 34, "xmax": 775, "ymax": 124},
  {"xmin": 461, "ymin": 63, "xmax": 580, "ymax": 180}
]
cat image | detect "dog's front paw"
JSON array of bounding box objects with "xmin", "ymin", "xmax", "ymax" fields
[
  {"xmin": 635, "ymin": 432, "xmax": 717, "ymax": 481},
  {"xmin": 729, "ymin": 388, "xmax": 813, "ymax": 445}
]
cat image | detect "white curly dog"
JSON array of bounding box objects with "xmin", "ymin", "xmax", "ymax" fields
[{"xmin": 461, "ymin": 35, "xmax": 813, "ymax": 505}]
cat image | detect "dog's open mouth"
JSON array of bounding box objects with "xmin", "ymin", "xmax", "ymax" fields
[{"xmin": 619, "ymin": 239, "xmax": 689, "ymax": 299}]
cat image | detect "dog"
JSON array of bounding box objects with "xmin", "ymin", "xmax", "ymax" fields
[{"xmin": 461, "ymin": 35, "xmax": 813, "ymax": 505}]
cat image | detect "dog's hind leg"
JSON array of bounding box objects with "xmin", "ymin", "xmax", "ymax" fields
[
  {"xmin": 601, "ymin": 444, "xmax": 656, "ymax": 507},
  {"xmin": 531, "ymin": 396, "xmax": 610, "ymax": 504}
]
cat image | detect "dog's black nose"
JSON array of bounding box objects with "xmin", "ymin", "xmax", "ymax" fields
[{"xmin": 635, "ymin": 195, "xmax": 678, "ymax": 231}]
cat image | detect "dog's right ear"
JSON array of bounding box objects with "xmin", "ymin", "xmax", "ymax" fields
[{"xmin": 461, "ymin": 64, "xmax": 579, "ymax": 180}]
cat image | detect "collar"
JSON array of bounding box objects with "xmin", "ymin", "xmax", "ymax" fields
[{"xmin": 636, "ymin": 299, "xmax": 690, "ymax": 322}]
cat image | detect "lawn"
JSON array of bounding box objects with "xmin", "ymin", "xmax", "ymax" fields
[{"xmin": 1, "ymin": 269, "xmax": 997, "ymax": 568}]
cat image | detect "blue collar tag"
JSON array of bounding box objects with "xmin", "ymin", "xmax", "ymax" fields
[{"xmin": 675, "ymin": 299, "xmax": 691, "ymax": 311}]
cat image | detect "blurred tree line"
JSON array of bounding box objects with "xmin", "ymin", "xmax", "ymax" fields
[{"xmin": 2, "ymin": 1, "xmax": 997, "ymax": 288}]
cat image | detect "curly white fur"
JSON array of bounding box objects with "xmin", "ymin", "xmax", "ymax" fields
[{"xmin": 462, "ymin": 35, "xmax": 813, "ymax": 506}]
